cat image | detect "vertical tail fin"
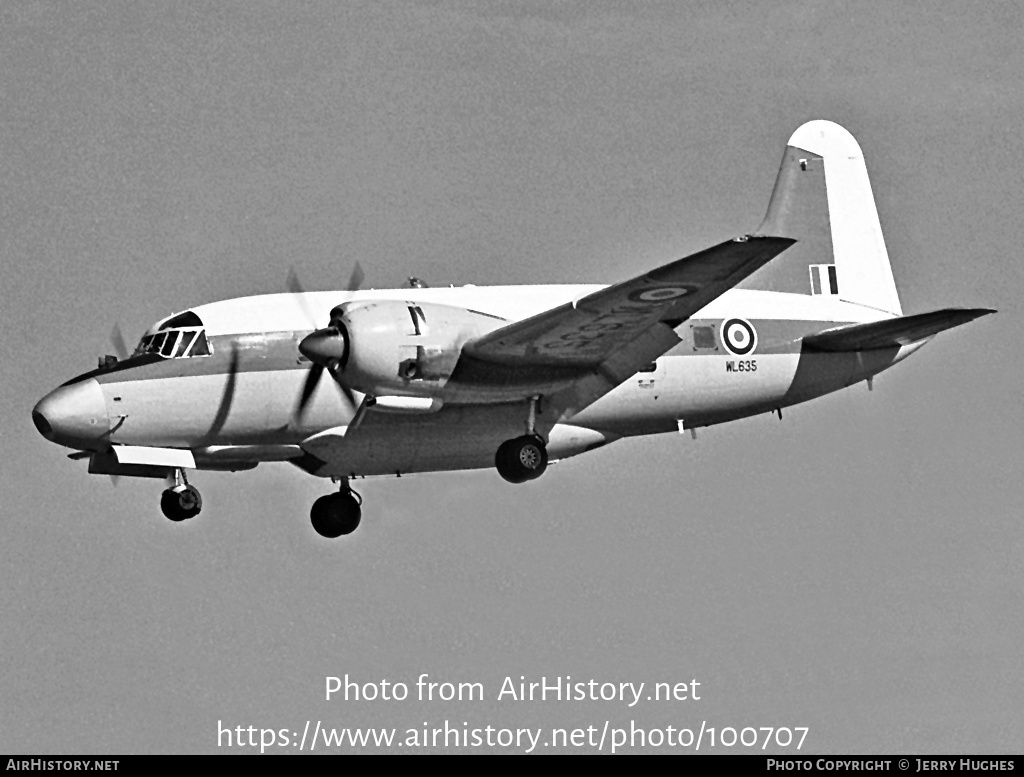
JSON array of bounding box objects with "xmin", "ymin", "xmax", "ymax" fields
[{"xmin": 746, "ymin": 120, "xmax": 902, "ymax": 316}]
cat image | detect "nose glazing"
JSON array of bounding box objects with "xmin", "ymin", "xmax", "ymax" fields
[{"xmin": 32, "ymin": 378, "xmax": 110, "ymax": 446}]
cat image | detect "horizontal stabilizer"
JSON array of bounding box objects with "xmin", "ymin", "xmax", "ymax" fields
[{"xmin": 803, "ymin": 308, "xmax": 994, "ymax": 352}]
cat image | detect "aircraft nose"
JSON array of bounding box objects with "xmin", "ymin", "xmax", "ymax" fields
[{"xmin": 32, "ymin": 378, "xmax": 110, "ymax": 447}]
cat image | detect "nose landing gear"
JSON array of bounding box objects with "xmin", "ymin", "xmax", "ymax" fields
[
  {"xmin": 310, "ymin": 481, "xmax": 362, "ymax": 538},
  {"xmin": 160, "ymin": 469, "xmax": 202, "ymax": 522}
]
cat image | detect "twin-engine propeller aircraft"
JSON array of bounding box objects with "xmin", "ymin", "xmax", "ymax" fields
[{"xmin": 33, "ymin": 120, "xmax": 992, "ymax": 538}]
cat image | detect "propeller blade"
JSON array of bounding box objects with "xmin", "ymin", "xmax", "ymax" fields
[
  {"xmin": 346, "ymin": 262, "xmax": 365, "ymax": 292},
  {"xmin": 286, "ymin": 267, "xmax": 322, "ymax": 332},
  {"xmin": 202, "ymin": 342, "xmax": 240, "ymax": 441},
  {"xmin": 290, "ymin": 263, "xmax": 364, "ymax": 293},
  {"xmin": 292, "ymin": 363, "xmax": 359, "ymax": 421},
  {"xmin": 110, "ymin": 324, "xmax": 128, "ymax": 361},
  {"xmin": 294, "ymin": 363, "xmax": 324, "ymax": 419},
  {"xmin": 332, "ymin": 376, "xmax": 357, "ymax": 410},
  {"xmin": 285, "ymin": 267, "xmax": 305, "ymax": 295}
]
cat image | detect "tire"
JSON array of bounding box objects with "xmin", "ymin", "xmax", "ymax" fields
[
  {"xmin": 495, "ymin": 436, "xmax": 548, "ymax": 484},
  {"xmin": 310, "ymin": 493, "xmax": 362, "ymax": 538},
  {"xmin": 161, "ymin": 489, "xmax": 188, "ymax": 521},
  {"xmin": 161, "ymin": 485, "xmax": 202, "ymax": 522},
  {"xmin": 495, "ymin": 439, "xmax": 526, "ymax": 484}
]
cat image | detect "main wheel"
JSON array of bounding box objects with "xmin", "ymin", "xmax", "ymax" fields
[
  {"xmin": 495, "ymin": 435, "xmax": 548, "ymax": 484},
  {"xmin": 160, "ymin": 485, "xmax": 203, "ymax": 522},
  {"xmin": 310, "ymin": 492, "xmax": 362, "ymax": 538}
]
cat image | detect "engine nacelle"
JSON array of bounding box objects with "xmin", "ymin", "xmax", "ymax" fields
[{"xmin": 331, "ymin": 300, "xmax": 505, "ymax": 397}]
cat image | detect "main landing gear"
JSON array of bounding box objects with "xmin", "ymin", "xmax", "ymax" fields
[
  {"xmin": 494, "ymin": 396, "xmax": 548, "ymax": 484},
  {"xmin": 495, "ymin": 435, "xmax": 548, "ymax": 483},
  {"xmin": 160, "ymin": 469, "xmax": 203, "ymax": 522},
  {"xmin": 310, "ymin": 481, "xmax": 362, "ymax": 538}
]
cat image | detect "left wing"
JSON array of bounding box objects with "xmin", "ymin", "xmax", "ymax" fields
[
  {"xmin": 463, "ymin": 236, "xmax": 794, "ymax": 367},
  {"xmin": 458, "ymin": 235, "xmax": 794, "ymax": 422}
]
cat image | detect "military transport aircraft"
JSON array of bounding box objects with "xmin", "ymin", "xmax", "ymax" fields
[{"xmin": 32, "ymin": 120, "xmax": 992, "ymax": 538}]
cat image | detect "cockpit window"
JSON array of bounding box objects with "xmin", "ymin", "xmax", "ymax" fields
[
  {"xmin": 159, "ymin": 311, "xmax": 204, "ymax": 330},
  {"xmin": 160, "ymin": 332, "xmax": 179, "ymax": 357},
  {"xmin": 134, "ymin": 327, "xmax": 213, "ymax": 359},
  {"xmin": 189, "ymin": 330, "xmax": 211, "ymax": 356},
  {"xmin": 177, "ymin": 330, "xmax": 197, "ymax": 356}
]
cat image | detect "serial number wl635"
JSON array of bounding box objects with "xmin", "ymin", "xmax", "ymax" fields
[{"xmin": 725, "ymin": 359, "xmax": 757, "ymax": 373}]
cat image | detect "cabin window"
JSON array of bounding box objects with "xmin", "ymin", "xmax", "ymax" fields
[{"xmin": 692, "ymin": 326, "xmax": 716, "ymax": 350}]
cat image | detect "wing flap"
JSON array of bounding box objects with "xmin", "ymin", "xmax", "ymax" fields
[
  {"xmin": 112, "ymin": 445, "xmax": 196, "ymax": 468},
  {"xmin": 546, "ymin": 321, "xmax": 683, "ymax": 422},
  {"xmin": 464, "ymin": 236, "xmax": 795, "ymax": 367},
  {"xmin": 803, "ymin": 308, "xmax": 994, "ymax": 352}
]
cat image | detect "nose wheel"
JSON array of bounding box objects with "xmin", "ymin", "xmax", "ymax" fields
[
  {"xmin": 161, "ymin": 484, "xmax": 203, "ymax": 521},
  {"xmin": 160, "ymin": 468, "xmax": 202, "ymax": 522},
  {"xmin": 495, "ymin": 435, "xmax": 548, "ymax": 484},
  {"xmin": 310, "ymin": 484, "xmax": 362, "ymax": 538}
]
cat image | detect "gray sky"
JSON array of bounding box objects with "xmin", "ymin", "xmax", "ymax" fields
[{"xmin": 2, "ymin": 1, "xmax": 1021, "ymax": 754}]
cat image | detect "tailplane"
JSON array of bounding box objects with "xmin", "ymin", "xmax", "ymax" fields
[
  {"xmin": 802, "ymin": 308, "xmax": 995, "ymax": 352},
  {"xmin": 746, "ymin": 120, "xmax": 902, "ymax": 316}
]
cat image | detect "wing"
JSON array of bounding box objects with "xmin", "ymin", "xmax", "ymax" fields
[
  {"xmin": 457, "ymin": 235, "xmax": 794, "ymax": 422},
  {"xmin": 463, "ymin": 236, "xmax": 794, "ymax": 367},
  {"xmin": 802, "ymin": 308, "xmax": 994, "ymax": 352}
]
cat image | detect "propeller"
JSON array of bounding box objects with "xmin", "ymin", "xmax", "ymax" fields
[
  {"xmin": 346, "ymin": 262, "xmax": 365, "ymax": 295},
  {"xmin": 296, "ymin": 317, "xmax": 357, "ymax": 416},
  {"xmin": 101, "ymin": 325, "xmax": 127, "ymax": 482},
  {"xmin": 204, "ymin": 342, "xmax": 240, "ymax": 440},
  {"xmin": 287, "ymin": 262, "xmax": 364, "ymax": 298},
  {"xmin": 110, "ymin": 324, "xmax": 128, "ymax": 361},
  {"xmin": 288, "ymin": 264, "xmax": 365, "ymax": 420}
]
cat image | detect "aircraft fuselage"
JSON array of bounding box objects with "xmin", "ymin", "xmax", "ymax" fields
[{"xmin": 35, "ymin": 285, "xmax": 916, "ymax": 478}]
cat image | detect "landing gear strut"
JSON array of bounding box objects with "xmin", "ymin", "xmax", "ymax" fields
[
  {"xmin": 310, "ymin": 481, "xmax": 362, "ymax": 538},
  {"xmin": 161, "ymin": 469, "xmax": 202, "ymax": 521}
]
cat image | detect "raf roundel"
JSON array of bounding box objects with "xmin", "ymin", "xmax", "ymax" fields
[
  {"xmin": 627, "ymin": 285, "xmax": 698, "ymax": 303},
  {"xmin": 721, "ymin": 318, "xmax": 757, "ymax": 356}
]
